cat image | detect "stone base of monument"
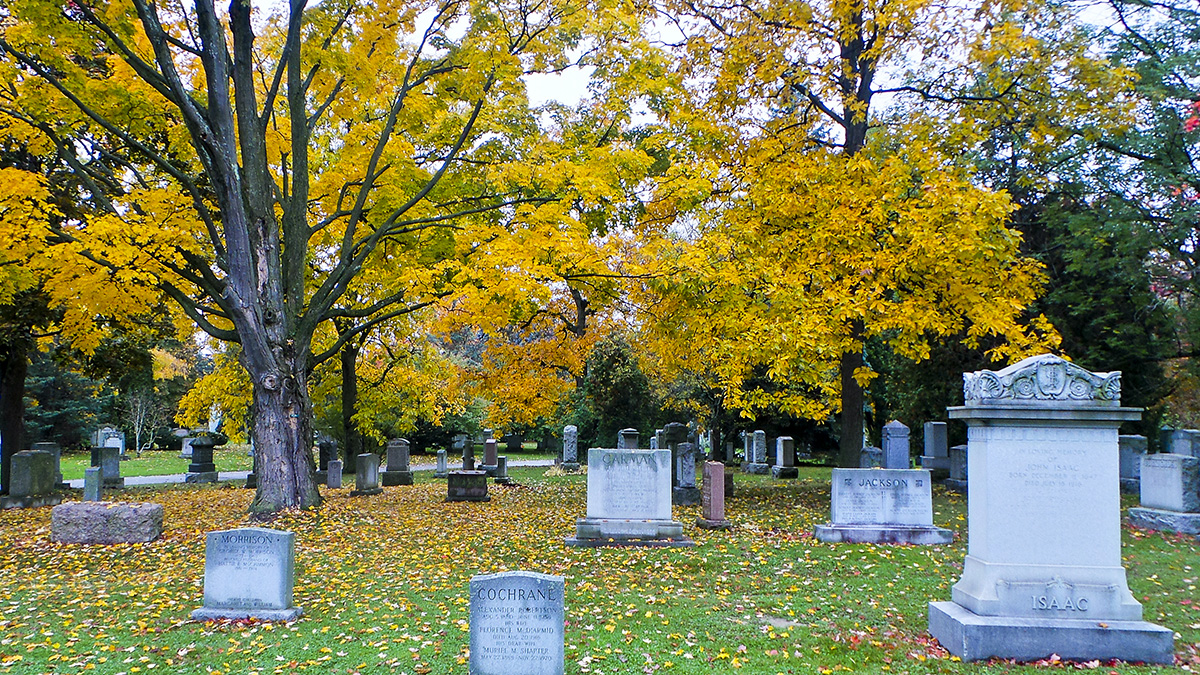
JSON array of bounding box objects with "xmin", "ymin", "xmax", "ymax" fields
[
  {"xmin": 478, "ymin": 464, "xmax": 497, "ymax": 477},
  {"xmin": 191, "ymin": 607, "xmax": 303, "ymax": 622},
  {"xmin": 672, "ymin": 486, "xmax": 701, "ymax": 505},
  {"xmin": 380, "ymin": 471, "xmax": 413, "ymax": 486},
  {"xmin": 493, "ymin": 475, "xmax": 514, "ymax": 485},
  {"xmin": 0, "ymin": 494, "xmax": 62, "ymax": 509},
  {"xmin": 185, "ymin": 471, "xmax": 219, "ymax": 484},
  {"xmin": 814, "ymin": 523, "xmax": 954, "ymax": 545},
  {"xmin": 434, "ymin": 470, "xmax": 449, "ymax": 478},
  {"xmin": 51, "ymin": 502, "xmax": 163, "ymax": 544},
  {"xmin": 446, "ymin": 471, "xmax": 490, "ymax": 502},
  {"xmin": 350, "ymin": 485, "xmax": 384, "ymax": 496},
  {"xmin": 771, "ymin": 466, "xmax": 798, "ymax": 479},
  {"xmin": 742, "ymin": 463, "xmax": 769, "ymax": 475},
  {"xmin": 566, "ymin": 518, "xmax": 694, "ymax": 547},
  {"xmin": 941, "ymin": 478, "xmax": 967, "ymax": 494},
  {"xmin": 928, "ymin": 601, "xmax": 1174, "ymax": 664},
  {"xmin": 1127, "ymin": 507, "xmax": 1200, "ymax": 536},
  {"xmin": 695, "ymin": 516, "xmax": 731, "ymax": 530},
  {"xmin": 244, "ymin": 474, "xmax": 256, "ymax": 489},
  {"xmin": 1119, "ymin": 478, "xmax": 1140, "ymax": 494},
  {"xmin": 315, "ymin": 470, "xmax": 328, "ymax": 484}
]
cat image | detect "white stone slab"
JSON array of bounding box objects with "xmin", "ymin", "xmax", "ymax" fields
[
  {"xmin": 586, "ymin": 449, "xmax": 672, "ymax": 520},
  {"xmin": 193, "ymin": 527, "xmax": 301, "ymax": 621},
  {"xmin": 1139, "ymin": 453, "xmax": 1199, "ymax": 513},
  {"xmin": 469, "ymin": 571, "xmax": 564, "ymax": 675},
  {"xmin": 830, "ymin": 468, "xmax": 934, "ymax": 526}
]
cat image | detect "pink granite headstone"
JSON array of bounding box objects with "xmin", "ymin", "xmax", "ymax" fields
[{"xmin": 697, "ymin": 461, "xmax": 731, "ymax": 529}]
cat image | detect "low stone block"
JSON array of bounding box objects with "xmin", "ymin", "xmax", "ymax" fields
[
  {"xmin": 771, "ymin": 466, "xmax": 798, "ymax": 479},
  {"xmin": 447, "ymin": 471, "xmax": 490, "ymax": 502},
  {"xmin": 742, "ymin": 463, "xmax": 769, "ymax": 475},
  {"xmin": 380, "ymin": 471, "xmax": 414, "ymax": 486},
  {"xmin": 51, "ymin": 502, "xmax": 164, "ymax": 544},
  {"xmin": 928, "ymin": 601, "xmax": 1174, "ymax": 664},
  {"xmin": 1127, "ymin": 507, "xmax": 1200, "ymax": 536},
  {"xmin": 185, "ymin": 472, "xmax": 219, "ymax": 484},
  {"xmin": 672, "ymin": 486, "xmax": 701, "ymax": 505},
  {"xmin": 814, "ymin": 524, "xmax": 953, "ymax": 545}
]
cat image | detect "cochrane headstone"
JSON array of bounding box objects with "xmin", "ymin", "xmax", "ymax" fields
[
  {"xmin": 469, "ymin": 571, "xmax": 564, "ymax": 675},
  {"xmin": 672, "ymin": 442, "xmax": 701, "ymax": 505},
  {"xmin": 771, "ymin": 437, "xmax": 798, "ymax": 479},
  {"xmin": 191, "ymin": 527, "xmax": 302, "ymax": 621},
  {"xmin": 696, "ymin": 461, "xmax": 731, "ymax": 530},
  {"xmin": 1127, "ymin": 453, "xmax": 1200, "ymax": 535},
  {"xmin": 1118, "ymin": 435, "xmax": 1147, "ymax": 493},
  {"xmin": 381, "ymin": 438, "xmax": 414, "ymax": 486},
  {"xmin": 1, "ymin": 450, "xmax": 61, "ymax": 509},
  {"xmin": 435, "ymin": 449, "xmax": 449, "ymax": 478},
  {"xmin": 351, "ymin": 453, "xmax": 383, "ymax": 496},
  {"xmin": 743, "ymin": 430, "xmax": 769, "ymax": 475},
  {"xmin": 480, "ymin": 438, "xmax": 499, "ymax": 477},
  {"xmin": 928, "ymin": 354, "xmax": 1173, "ymax": 664},
  {"xmin": 447, "ymin": 470, "xmax": 490, "ymax": 502},
  {"xmin": 815, "ymin": 469, "xmax": 952, "ymax": 544},
  {"xmin": 561, "ymin": 426, "xmax": 579, "ymax": 472},
  {"xmin": 882, "ymin": 421, "xmax": 911, "ymax": 469},
  {"xmin": 565, "ymin": 448, "xmax": 692, "ymax": 547},
  {"xmin": 920, "ymin": 422, "xmax": 950, "ymax": 478},
  {"xmin": 30, "ymin": 442, "xmax": 68, "ymax": 488}
]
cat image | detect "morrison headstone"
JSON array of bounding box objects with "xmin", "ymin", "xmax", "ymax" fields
[
  {"xmin": 928, "ymin": 354, "xmax": 1173, "ymax": 664},
  {"xmin": 469, "ymin": 571, "xmax": 564, "ymax": 675},
  {"xmin": 565, "ymin": 448, "xmax": 692, "ymax": 547},
  {"xmin": 191, "ymin": 527, "xmax": 302, "ymax": 621}
]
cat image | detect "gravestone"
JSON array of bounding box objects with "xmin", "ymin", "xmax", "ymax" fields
[
  {"xmin": 327, "ymin": 459, "xmax": 343, "ymax": 489},
  {"xmin": 381, "ymin": 438, "xmax": 414, "ymax": 486},
  {"xmin": 351, "ymin": 453, "xmax": 383, "ymax": 496},
  {"xmin": 1162, "ymin": 428, "xmax": 1200, "ymax": 458},
  {"xmin": 469, "ymin": 571, "xmax": 564, "ymax": 675},
  {"xmin": 815, "ymin": 468, "xmax": 952, "ymax": 544},
  {"xmin": 82, "ymin": 467, "xmax": 101, "ymax": 501},
  {"xmin": 1, "ymin": 450, "xmax": 61, "ymax": 509},
  {"xmin": 191, "ymin": 527, "xmax": 302, "ymax": 621},
  {"xmin": 565, "ymin": 448, "xmax": 692, "ymax": 547},
  {"xmin": 51, "ymin": 502, "xmax": 163, "ymax": 544},
  {"xmin": 30, "ymin": 442, "xmax": 68, "ymax": 488},
  {"xmin": 446, "ymin": 470, "xmax": 490, "ymax": 502},
  {"xmin": 481, "ymin": 438, "xmax": 499, "ymax": 477},
  {"xmin": 928, "ymin": 354, "xmax": 1173, "ymax": 664},
  {"xmin": 561, "ymin": 425, "xmax": 580, "ymax": 472},
  {"xmin": 672, "ymin": 442, "xmax": 701, "ymax": 505},
  {"xmin": 185, "ymin": 436, "xmax": 218, "ymax": 483},
  {"xmin": 920, "ymin": 422, "xmax": 950, "ymax": 478},
  {"xmin": 244, "ymin": 445, "xmax": 258, "ymax": 489},
  {"xmin": 859, "ymin": 446, "xmax": 883, "ymax": 468},
  {"xmin": 662, "ymin": 422, "xmax": 688, "ymax": 487},
  {"xmin": 696, "ymin": 461, "xmax": 731, "ymax": 529},
  {"xmin": 99, "ymin": 446, "xmax": 124, "ymax": 488},
  {"xmin": 771, "ymin": 437, "xmax": 798, "ymax": 479},
  {"xmin": 724, "ymin": 468, "xmax": 735, "ymax": 499},
  {"xmin": 1127, "ymin": 453, "xmax": 1200, "ymax": 535},
  {"xmin": 316, "ymin": 439, "xmax": 337, "ymax": 484},
  {"xmin": 743, "ymin": 430, "xmax": 769, "ymax": 475},
  {"xmin": 724, "ymin": 440, "xmax": 735, "ymax": 464},
  {"xmin": 654, "ymin": 428, "xmax": 664, "ymax": 451},
  {"xmin": 179, "ymin": 436, "xmax": 196, "ymax": 459},
  {"xmin": 881, "ymin": 420, "xmax": 910, "ymax": 469},
  {"xmin": 944, "ymin": 444, "xmax": 968, "ymax": 493},
  {"xmin": 494, "ymin": 456, "xmax": 513, "ymax": 485},
  {"xmin": 435, "ymin": 449, "xmax": 449, "ymax": 478},
  {"xmin": 462, "ymin": 434, "xmax": 477, "ymax": 471},
  {"xmin": 503, "ymin": 433, "xmax": 523, "ymax": 455},
  {"xmin": 1118, "ymin": 435, "xmax": 1147, "ymax": 493},
  {"xmin": 617, "ymin": 428, "xmax": 639, "ymax": 450}
]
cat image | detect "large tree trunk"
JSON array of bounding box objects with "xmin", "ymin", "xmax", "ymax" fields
[
  {"xmin": 246, "ymin": 358, "xmax": 321, "ymax": 516},
  {"xmin": 0, "ymin": 339, "xmax": 28, "ymax": 494}
]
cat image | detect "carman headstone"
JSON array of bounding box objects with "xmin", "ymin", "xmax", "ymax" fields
[{"xmin": 565, "ymin": 448, "xmax": 691, "ymax": 547}]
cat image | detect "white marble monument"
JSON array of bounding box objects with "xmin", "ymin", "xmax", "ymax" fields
[
  {"xmin": 565, "ymin": 448, "xmax": 692, "ymax": 547},
  {"xmin": 815, "ymin": 468, "xmax": 952, "ymax": 544},
  {"xmin": 928, "ymin": 354, "xmax": 1173, "ymax": 663}
]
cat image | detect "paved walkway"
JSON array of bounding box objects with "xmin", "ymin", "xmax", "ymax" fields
[{"xmin": 65, "ymin": 459, "xmax": 556, "ymax": 489}]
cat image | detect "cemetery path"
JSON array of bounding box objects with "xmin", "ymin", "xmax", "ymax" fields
[{"xmin": 63, "ymin": 459, "xmax": 556, "ymax": 488}]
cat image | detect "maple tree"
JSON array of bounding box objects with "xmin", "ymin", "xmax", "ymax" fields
[{"xmin": 1, "ymin": 0, "xmax": 655, "ymax": 513}]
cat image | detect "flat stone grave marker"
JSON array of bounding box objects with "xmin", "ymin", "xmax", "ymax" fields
[
  {"xmin": 447, "ymin": 470, "xmax": 490, "ymax": 502},
  {"xmin": 470, "ymin": 571, "xmax": 564, "ymax": 675},
  {"xmin": 191, "ymin": 527, "xmax": 302, "ymax": 621},
  {"xmin": 565, "ymin": 448, "xmax": 691, "ymax": 547},
  {"xmin": 52, "ymin": 502, "xmax": 163, "ymax": 544},
  {"xmin": 1127, "ymin": 453, "xmax": 1200, "ymax": 535}
]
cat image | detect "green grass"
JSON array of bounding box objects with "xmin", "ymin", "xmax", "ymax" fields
[
  {"xmin": 0, "ymin": 467, "xmax": 1194, "ymax": 674},
  {"xmin": 59, "ymin": 446, "xmax": 256, "ymax": 480}
]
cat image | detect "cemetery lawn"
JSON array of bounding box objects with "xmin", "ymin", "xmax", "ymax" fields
[
  {"xmin": 59, "ymin": 447, "xmax": 255, "ymax": 480},
  {"xmin": 0, "ymin": 469, "xmax": 1195, "ymax": 674}
]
